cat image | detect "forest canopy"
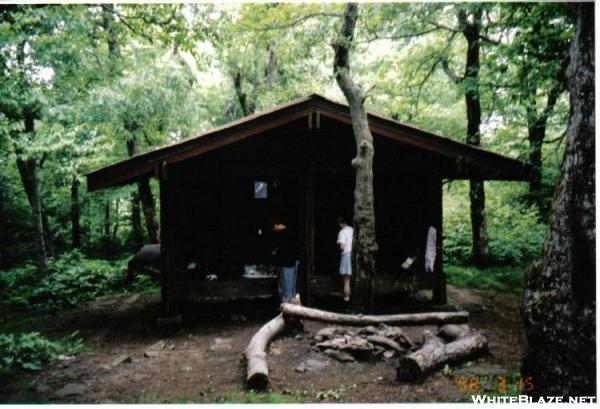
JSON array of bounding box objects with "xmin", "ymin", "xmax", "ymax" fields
[{"xmin": 0, "ymin": 3, "xmax": 571, "ymax": 276}]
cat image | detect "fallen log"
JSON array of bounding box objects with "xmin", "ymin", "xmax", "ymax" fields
[
  {"xmin": 396, "ymin": 329, "xmax": 488, "ymax": 382},
  {"xmin": 243, "ymin": 313, "xmax": 288, "ymax": 390},
  {"xmin": 281, "ymin": 303, "xmax": 469, "ymax": 326}
]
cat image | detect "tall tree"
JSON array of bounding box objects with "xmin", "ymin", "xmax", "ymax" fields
[
  {"xmin": 101, "ymin": 4, "xmax": 159, "ymax": 243},
  {"xmin": 0, "ymin": 6, "xmax": 55, "ymax": 275},
  {"xmin": 333, "ymin": 3, "xmax": 378, "ymax": 312},
  {"xmin": 500, "ymin": 3, "xmax": 572, "ymax": 211},
  {"xmin": 441, "ymin": 4, "xmax": 490, "ymax": 265},
  {"xmin": 521, "ymin": 3, "xmax": 595, "ymax": 397}
]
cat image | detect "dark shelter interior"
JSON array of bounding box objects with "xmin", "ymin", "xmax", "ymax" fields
[{"xmin": 167, "ymin": 114, "xmax": 442, "ymax": 293}]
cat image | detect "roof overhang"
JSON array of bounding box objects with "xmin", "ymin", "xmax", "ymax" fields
[{"xmin": 86, "ymin": 94, "xmax": 531, "ymax": 191}]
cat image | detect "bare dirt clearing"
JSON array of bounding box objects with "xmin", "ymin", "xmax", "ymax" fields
[{"xmin": 1, "ymin": 285, "xmax": 525, "ymax": 403}]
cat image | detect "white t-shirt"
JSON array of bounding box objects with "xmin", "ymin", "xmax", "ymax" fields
[{"xmin": 337, "ymin": 226, "xmax": 354, "ymax": 254}]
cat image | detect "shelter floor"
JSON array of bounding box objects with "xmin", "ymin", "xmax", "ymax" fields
[{"xmin": 0, "ymin": 286, "xmax": 525, "ymax": 403}]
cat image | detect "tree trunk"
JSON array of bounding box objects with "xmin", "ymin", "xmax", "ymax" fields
[
  {"xmin": 126, "ymin": 138, "xmax": 158, "ymax": 244},
  {"xmin": 13, "ymin": 114, "xmax": 47, "ymax": 276},
  {"xmin": 526, "ymin": 70, "xmax": 564, "ymax": 210},
  {"xmin": 111, "ymin": 197, "xmax": 120, "ymax": 258},
  {"xmin": 461, "ymin": 8, "xmax": 490, "ymax": 266},
  {"xmin": 521, "ymin": 3, "xmax": 595, "ymax": 398},
  {"xmin": 527, "ymin": 119, "xmax": 544, "ymax": 205},
  {"xmin": 265, "ymin": 43, "xmax": 277, "ymax": 86},
  {"xmin": 41, "ymin": 205, "xmax": 54, "ymax": 258},
  {"xmin": 469, "ymin": 180, "xmax": 489, "ymax": 265},
  {"xmin": 138, "ymin": 179, "xmax": 159, "ymax": 243},
  {"xmin": 333, "ymin": 3, "xmax": 378, "ymax": 313},
  {"xmin": 70, "ymin": 176, "xmax": 81, "ymax": 249},
  {"xmin": 102, "ymin": 3, "xmax": 120, "ymax": 74},
  {"xmin": 233, "ymin": 71, "xmax": 256, "ymax": 116},
  {"xmin": 103, "ymin": 199, "xmax": 111, "ymax": 238},
  {"xmin": 130, "ymin": 191, "xmax": 144, "ymax": 247},
  {"xmin": 281, "ymin": 303, "xmax": 469, "ymax": 326},
  {"xmin": 15, "ymin": 155, "xmax": 47, "ymax": 276}
]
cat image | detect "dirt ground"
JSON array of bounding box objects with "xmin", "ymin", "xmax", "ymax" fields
[{"xmin": 0, "ymin": 285, "xmax": 526, "ymax": 403}]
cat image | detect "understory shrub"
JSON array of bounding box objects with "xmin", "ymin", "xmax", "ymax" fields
[
  {"xmin": 444, "ymin": 181, "xmax": 546, "ymax": 265},
  {"xmin": 445, "ymin": 264, "xmax": 525, "ymax": 293},
  {"xmin": 0, "ymin": 332, "xmax": 85, "ymax": 374},
  {"xmin": 0, "ymin": 250, "xmax": 128, "ymax": 313}
]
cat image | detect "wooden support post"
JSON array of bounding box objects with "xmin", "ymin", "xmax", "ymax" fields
[
  {"xmin": 159, "ymin": 162, "xmax": 178, "ymax": 318},
  {"xmin": 301, "ymin": 114, "xmax": 316, "ymax": 306},
  {"xmin": 432, "ymin": 177, "xmax": 446, "ymax": 304},
  {"xmin": 304, "ymin": 170, "xmax": 315, "ymax": 306}
]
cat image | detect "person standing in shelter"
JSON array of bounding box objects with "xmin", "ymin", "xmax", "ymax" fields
[
  {"xmin": 336, "ymin": 217, "xmax": 354, "ymax": 302},
  {"xmin": 270, "ymin": 219, "xmax": 299, "ymax": 303}
]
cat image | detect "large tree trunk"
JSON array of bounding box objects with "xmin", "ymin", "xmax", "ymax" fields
[
  {"xmin": 14, "ymin": 114, "xmax": 47, "ymax": 276},
  {"xmin": 15, "ymin": 155, "xmax": 47, "ymax": 276},
  {"xmin": 11, "ymin": 42, "xmax": 48, "ymax": 275},
  {"xmin": 461, "ymin": 8, "xmax": 490, "ymax": 266},
  {"xmin": 521, "ymin": 3, "xmax": 595, "ymax": 398},
  {"xmin": 70, "ymin": 176, "xmax": 81, "ymax": 249},
  {"xmin": 333, "ymin": 3, "xmax": 378, "ymax": 313}
]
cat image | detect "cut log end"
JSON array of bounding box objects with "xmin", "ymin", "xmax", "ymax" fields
[
  {"xmin": 246, "ymin": 373, "xmax": 269, "ymax": 391},
  {"xmin": 396, "ymin": 357, "xmax": 424, "ymax": 382}
]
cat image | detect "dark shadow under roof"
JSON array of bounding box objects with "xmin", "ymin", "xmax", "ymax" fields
[{"xmin": 86, "ymin": 93, "xmax": 530, "ymax": 191}]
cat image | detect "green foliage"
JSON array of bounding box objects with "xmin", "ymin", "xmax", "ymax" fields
[
  {"xmin": 446, "ymin": 264, "xmax": 525, "ymax": 293},
  {"xmin": 0, "ymin": 250, "xmax": 128, "ymax": 313},
  {"xmin": 444, "ymin": 181, "xmax": 546, "ymax": 265},
  {"xmin": 130, "ymin": 274, "xmax": 160, "ymax": 294},
  {"xmin": 214, "ymin": 391, "xmax": 306, "ymax": 404},
  {"xmin": 0, "ymin": 331, "xmax": 85, "ymax": 374}
]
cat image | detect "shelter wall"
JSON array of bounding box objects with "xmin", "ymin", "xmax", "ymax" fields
[{"xmin": 163, "ymin": 115, "xmax": 444, "ymax": 301}]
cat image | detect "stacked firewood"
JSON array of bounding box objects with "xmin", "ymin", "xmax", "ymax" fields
[
  {"xmin": 312, "ymin": 323, "xmax": 489, "ymax": 382},
  {"xmin": 312, "ymin": 324, "xmax": 415, "ymax": 362}
]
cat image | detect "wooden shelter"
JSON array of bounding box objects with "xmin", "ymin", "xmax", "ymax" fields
[{"xmin": 87, "ymin": 94, "xmax": 530, "ymax": 315}]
